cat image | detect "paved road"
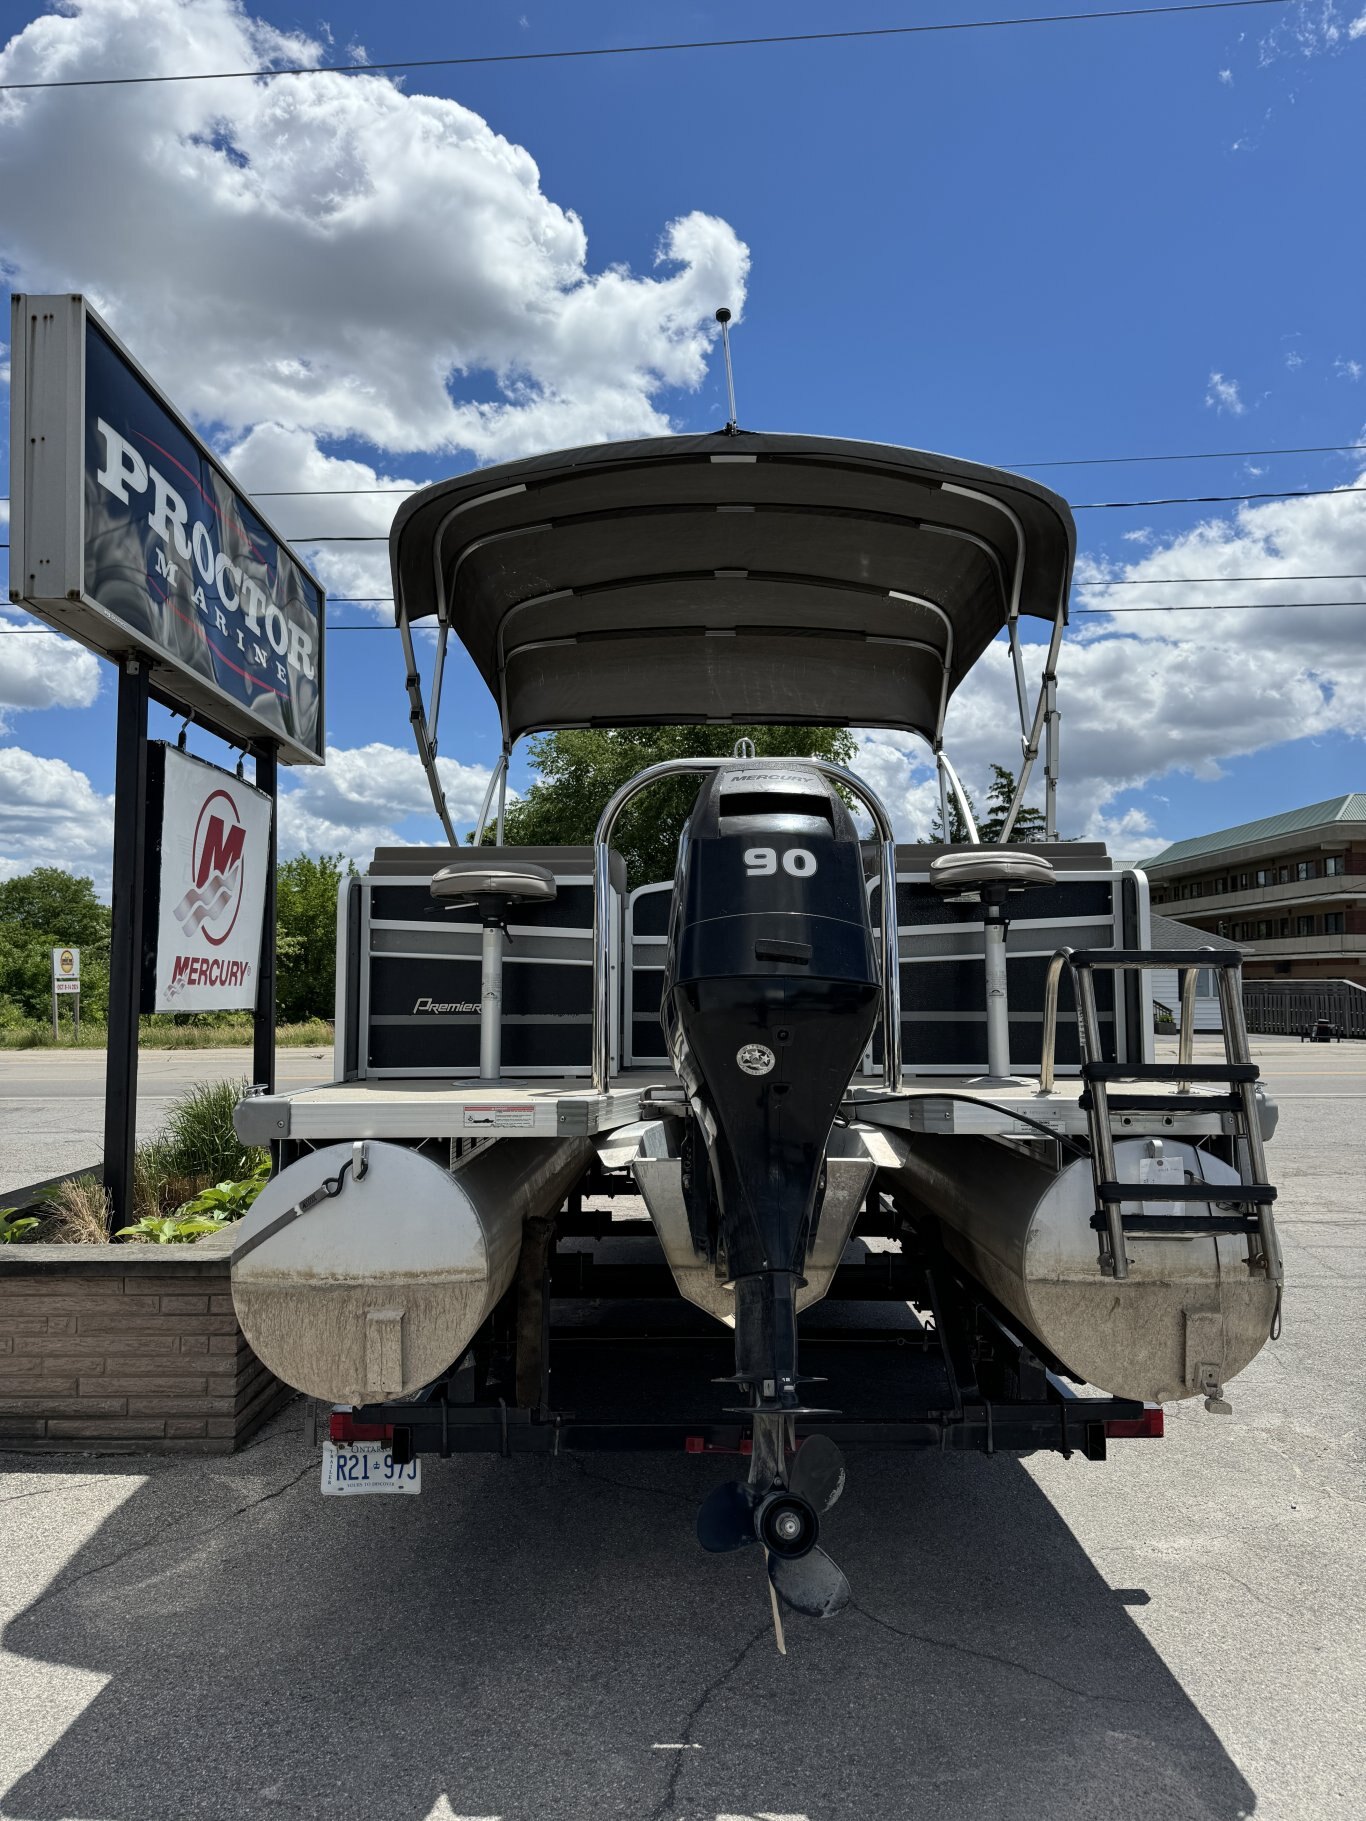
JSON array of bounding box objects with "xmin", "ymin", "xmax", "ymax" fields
[
  {"xmin": 1, "ymin": 1037, "xmax": 1363, "ymax": 1819},
  {"xmin": 0, "ymin": 1048, "xmax": 332, "ymax": 1195}
]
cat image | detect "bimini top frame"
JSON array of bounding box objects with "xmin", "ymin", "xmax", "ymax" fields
[{"xmin": 390, "ymin": 430, "xmax": 1076, "ymax": 847}]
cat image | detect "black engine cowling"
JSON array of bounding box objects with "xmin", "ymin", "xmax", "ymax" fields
[{"xmin": 661, "ymin": 762, "xmax": 880, "ymax": 1410}]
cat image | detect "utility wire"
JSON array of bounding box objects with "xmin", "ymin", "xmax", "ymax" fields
[
  {"xmin": 267, "ymin": 479, "xmax": 1366, "ymax": 541},
  {"xmin": 3, "ymin": 438, "xmax": 1364, "ymax": 509},
  {"xmin": 1015, "ymin": 441, "xmax": 1366, "ymax": 469},
  {"xmin": 1074, "ymin": 483, "xmax": 1366, "ymax": 510},
  {"xmin": 0, "ymin": 2, "xmax": 1294, "ymax": 94},
  {"xmin": 5, "ymin": 598, "xmax": 1365, "ymax": 634}
]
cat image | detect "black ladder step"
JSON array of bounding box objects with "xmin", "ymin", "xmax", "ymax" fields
[
  {"xmin": 1068, "ymin": 948, "xmax": 1244, "ymax": 970},
  {"xmin": 1089, "ymin": 1212, "xmax": 1262, "ymax": 1236},
  {"xmin": 1080, "ymin": 1091, "xmax": 1242, "ymax": 1114},
  {"xmin": 1096, "ymin": 1180, "xmax": 1276, "ymax": 1204},
  {"xmin": 1083, "ymin": 1061, "xmax": 1259, "ymax": 1084}
]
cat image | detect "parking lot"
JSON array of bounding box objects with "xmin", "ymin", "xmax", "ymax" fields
[{"xmin": 2, "ymin": 1035, "xmax": 1363, "ymax": 1821}]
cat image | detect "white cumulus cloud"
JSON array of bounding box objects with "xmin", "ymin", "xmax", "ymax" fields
[
  {"xmin": 0, "ymin": 0, "xmax": 749, "ymax": 462},
  {"xmin": 0, "ymin": 619, "xmax": 103, "ymax": 725},
  {"xmin": 0, "ymin": 746, "xmax": 115, "ymax": 884},
  {"xmin": 278, "ymin": 741, "xmax": 495, "ymax": 865},
  {"xmin": 858, "ymin": 461, "xmax": 1366, "ymax": 861}
]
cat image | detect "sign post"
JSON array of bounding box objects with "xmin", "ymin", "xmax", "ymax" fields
[
  {"xmin": 104, "ymin": 655, "xmax": 151, "ymax": 1228},
  {"xmin": 50, "ymin": 943, "xmax": 81, "ymax": 1041},
  {"xmin": 253, "ymin": 745, "xmax": 279, "ymax": 1094},
  {"xmin": 10, "ymin": 296, "xmax": 325, "ymax": 1227}
]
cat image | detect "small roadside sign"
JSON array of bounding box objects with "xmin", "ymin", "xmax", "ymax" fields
[{"xmin": 52, "ymin": 947, "xmax": 81, "ymax": 994}]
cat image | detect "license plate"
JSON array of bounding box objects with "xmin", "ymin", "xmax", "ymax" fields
[{"xmin": 321, "ymin": 1440, "xmax": 421, "ymax": 1496}]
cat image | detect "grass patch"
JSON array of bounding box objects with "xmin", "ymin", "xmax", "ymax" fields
[{"xmin": 0, "ymin": 1016, "xmax": 333, "ymax": 1050}]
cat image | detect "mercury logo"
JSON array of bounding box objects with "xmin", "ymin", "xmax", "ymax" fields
[{"xmin": 173, "ymin": 788, "xmax": 247, "ymax": 947}]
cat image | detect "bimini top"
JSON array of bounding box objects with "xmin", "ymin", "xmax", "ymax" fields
[{"xmin": 390, "ymin": 430, "xmax": 1075, "ymax": 747}]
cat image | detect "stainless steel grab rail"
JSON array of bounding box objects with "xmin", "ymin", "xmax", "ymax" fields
[
  {"xmin": 1037, "ymin": 947, "xmax": 1075, "ymax": 1096},
  {"xmin": 591, "ymin": 756, "xmax": 903, "ymax": 1093}
]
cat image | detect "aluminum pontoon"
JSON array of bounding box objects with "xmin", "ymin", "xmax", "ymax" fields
[{"xmin": 231, "ymin": 431, "xmax": 1282, "ymax": 1623}]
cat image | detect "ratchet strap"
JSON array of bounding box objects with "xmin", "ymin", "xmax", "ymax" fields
[{"xmin": 233, "ymin": 1142, "xmax": 369, "ymax": 1265}]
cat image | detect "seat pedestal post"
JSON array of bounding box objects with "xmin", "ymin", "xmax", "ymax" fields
[
  {"xmin": 479, "ymin": 917, "xmax": 505, "ymax": 1083},
  {"xmin": 928, "ymin": 847, "xmax": 1057, "ymax": 1091},
  {"xmin": 428, "ymin": 856, "xmax": 558, "ymax": 1086},
  {"xmin": 981, "ymin": 904, "xmax": 1013, "ymax": 1085}
]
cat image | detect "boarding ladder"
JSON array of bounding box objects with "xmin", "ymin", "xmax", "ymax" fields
[{"xmin": 1039, "ymin": 949, "xmax": 1283, "ymax": 1287}]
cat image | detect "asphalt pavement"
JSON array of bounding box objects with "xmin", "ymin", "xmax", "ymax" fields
[
  {"xmin": 1, "ymin": 1035, "xmax": 1363, "ymax": 1820},
  {"xmin": 0, "ymin": 1048, "xmax": 332, "ymax": 1195}
]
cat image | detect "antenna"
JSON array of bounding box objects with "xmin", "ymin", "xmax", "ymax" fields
[{"xmin": 715, "ymin": 307, "xmax": 739, "ymax": 433}]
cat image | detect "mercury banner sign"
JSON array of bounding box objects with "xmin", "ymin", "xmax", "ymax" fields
[
  {"xmin": 9, "ymin": 295, "xmax": 325, "ymax": 765},
  {"xmin": 141, "ymin": 745, "xmax": 273, "ymax": 1013}
]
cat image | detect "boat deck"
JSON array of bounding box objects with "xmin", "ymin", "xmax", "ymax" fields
[{"xmin": 239, "ymin": 1072, "xmax": 1239, "ymax": 1146}]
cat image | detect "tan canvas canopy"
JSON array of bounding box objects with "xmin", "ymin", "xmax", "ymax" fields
[{"xmin": 390, "ymin": 431, "xmax": 1075, "ymax": 749}]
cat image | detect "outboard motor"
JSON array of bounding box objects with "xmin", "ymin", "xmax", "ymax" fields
[{"xmin": 661, "ymin": 761, "xmax": 880, "ymax": 1618}]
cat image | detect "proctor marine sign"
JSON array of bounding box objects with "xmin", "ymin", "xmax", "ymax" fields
[
  {"xmin": 9, "ymin": 295, "xmax": 325, "ymax": 765},
  {"xmin": 141, "ymin": 744, "xmax": 273, "ymax": 1013}
]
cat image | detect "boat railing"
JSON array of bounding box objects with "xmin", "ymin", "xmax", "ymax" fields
[
  {"xmin": 591, "ymin": 757, "xmax": 903, "ymax": 1093},
  {"xmin": 1037, "ymin": 945, "xmax": 1280, "ymax": 1285}
]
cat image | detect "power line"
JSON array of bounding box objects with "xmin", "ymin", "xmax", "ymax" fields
[
  {"xmin": 1083, "ymin": 572, "xmax": 1366, "ymax": 585},
  {"xmin": 1073, "ymin": 599, "xmax": 1366, "ymax": 613},
  {"xmin": 0, "ymin": 2, "xmax": 1293, "ymax": 94},
  {"xmin": 3, "ymin": 435, "xmax": 1364, "ymax": 511},
  {"xmin": 5, "ymin": 598, "xmax": 1366, "ymax": 635},
  {"xmin": 1075, "ymin": 483, "xmax": 1366, "ymax": 510},
  {"xmin": 1016, "ymin": 440, "xmax": 1366, "ymax": 470},
  {"xmin": 253, "ymin": 479, "xmax": 1366, "ymax": 541}
]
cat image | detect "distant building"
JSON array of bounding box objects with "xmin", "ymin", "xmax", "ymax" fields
[
  {"xmin": 1147, "ymin": 913, "xmax": 1239, "ymax": 1031},
  {"xmin": 1142, "ymin": 794, "xmax": 1366, "ymax": 987}
]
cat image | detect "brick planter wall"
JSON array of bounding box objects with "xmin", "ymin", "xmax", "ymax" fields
[{"xmin": 0, "ymin": 1230, "xmax": 290, "ymax": 1454}]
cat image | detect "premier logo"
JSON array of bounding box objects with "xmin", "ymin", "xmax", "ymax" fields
[{"xmin": 413, "ymin": 997, "xmax": 481, "ymax": 1015}]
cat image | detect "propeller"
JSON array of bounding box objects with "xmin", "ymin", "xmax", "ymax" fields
[{"xmin": 696, "ymin": 1435, "xmax": 851, "ymax": 1628}]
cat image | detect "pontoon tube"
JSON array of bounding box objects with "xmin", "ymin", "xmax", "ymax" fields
[
  {"xmin": 231, "ymin": 1136, "xmax": 590, "ymax": 1406},
  {"xmin": 886, "ymin": 1136, "xmax": 1278, "ymax": 1404}
]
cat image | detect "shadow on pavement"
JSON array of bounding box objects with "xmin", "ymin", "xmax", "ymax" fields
[{"xmin": 3, "ymin": 1415, "xmax": 1254, "ymax": 1821}]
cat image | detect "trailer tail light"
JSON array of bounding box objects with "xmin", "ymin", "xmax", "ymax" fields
[
  {"xmin": 685, "ymin": 1436, "xmax": 753, "ymax": 1456},
  {"xmin": 329, "ymin": 1411, "xmax": 393, "ymax": 1444},
  {"xmin": 1104, "ymin": 1407, "xmax": 1165, "ymax": 1440}
]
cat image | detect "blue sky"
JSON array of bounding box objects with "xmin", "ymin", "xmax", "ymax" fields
[{"xmin": 1, "ymin": 0, "xmax": 1363, "ymax": 885}]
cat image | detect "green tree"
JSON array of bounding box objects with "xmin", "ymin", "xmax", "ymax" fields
[
  {"xmin": 921, "ymin": 782, "xmax": 979, "ymax": 845},
  {"xmin": 275, "ymin": 853, "xmax": 355, "ymax": 1023},
  {"xmin": 498, "ymin": 725, "xmax": 858, "ymax": 887},
  {"xmin": 978, "ymin": 764, "xmax": 1049, "ymax": 844},
  {"xmin": 0, "ymin": 868, "xmax": 111, "ymax": 1021}
]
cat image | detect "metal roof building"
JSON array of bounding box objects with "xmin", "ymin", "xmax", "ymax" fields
[{"xmin": 1142, "ymin": 796, "xmax": 1366, "ymax": 988}]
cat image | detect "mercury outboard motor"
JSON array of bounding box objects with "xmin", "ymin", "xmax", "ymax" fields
[{"xmin": 661, "ymin": 761, "xmax": 880, "ymax": 1619}]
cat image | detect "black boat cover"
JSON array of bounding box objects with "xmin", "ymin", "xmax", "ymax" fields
[{"xmin": 390, "ymin": 431, "xmax": 1074, "ymax": 745}]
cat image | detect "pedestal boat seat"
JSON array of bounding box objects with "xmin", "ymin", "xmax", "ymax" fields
[
  {"xmin": 930, "ymin": 848, "xmax": 1056, "ymax": 1085},
  {"xmin": 431, "ymin": 856, "xmax": 557, "ymax": 1081}
]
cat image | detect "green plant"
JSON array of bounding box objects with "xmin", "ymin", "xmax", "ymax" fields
[
  {"xmin": 0, "ymin": 1207, "xmax": 42, "ymax": 1244},
  {"xmin": 173, "ymin": 1158, "xmax": 270, "ymax": 1223},
  {"xmin": 158, "ymin": 1079, "xmax": 266, "ymax": 1185},
  {"xmin": 115, "ymin": 1214, "xmax": 235, "ymax": 1245}
]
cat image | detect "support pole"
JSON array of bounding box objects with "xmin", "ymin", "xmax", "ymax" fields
[
  {"xmin": 253, "ymin": 742, "xmax": 278, "ymax": 1094},
  {"xmin": 102, "ymin": 655, "xmax": 150, "ymax": 1232},
  {"xmin": 479, "ymin": 920, "xmax": 505, "ymax": 1081},
  {"xmin": 981, "ymin": 909, "xmax": 1012, "ymax": 1083}
]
